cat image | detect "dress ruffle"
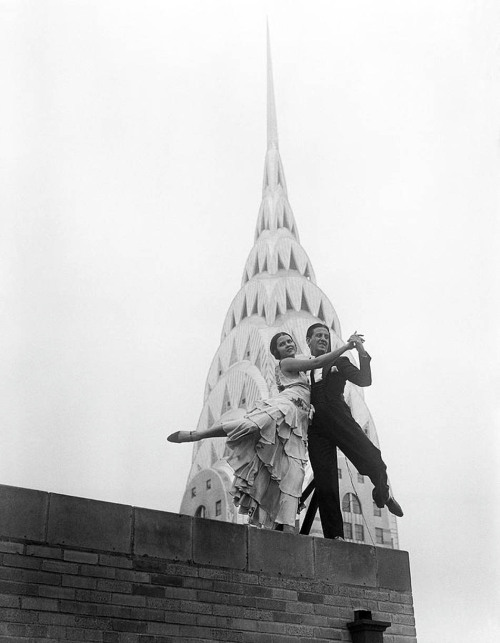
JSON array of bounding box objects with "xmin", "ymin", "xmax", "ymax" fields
[{"xmin": 222, "ymin": 390, "xmax": 309, "ymax": 528}]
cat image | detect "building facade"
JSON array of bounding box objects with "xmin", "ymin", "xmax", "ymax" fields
[{"xmin": 179, "ymin": 36, "xmax": 398, "ymax": 549}]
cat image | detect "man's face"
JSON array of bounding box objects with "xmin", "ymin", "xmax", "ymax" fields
[{"xmin": 307, "ymin": 327, "xmax": 330, "ymax": 356}]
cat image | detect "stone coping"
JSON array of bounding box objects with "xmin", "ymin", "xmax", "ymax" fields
[{"xmin": 0, "ymin": 483, "xmax": 411, "ymax": 592}]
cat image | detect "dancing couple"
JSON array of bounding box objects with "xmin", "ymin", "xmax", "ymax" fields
[{"xmin": 168, "ymin": 325, "xmax": 402, "ymax": 537}]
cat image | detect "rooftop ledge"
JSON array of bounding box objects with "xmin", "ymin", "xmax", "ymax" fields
[{"xmin": 0, "ymin": 483, "xmax": 411, "ymax": 592}]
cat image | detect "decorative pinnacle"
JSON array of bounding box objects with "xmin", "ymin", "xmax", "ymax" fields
[{"xmin": 267, "ymin": 22, "xmax": 279, "ymax": 150}]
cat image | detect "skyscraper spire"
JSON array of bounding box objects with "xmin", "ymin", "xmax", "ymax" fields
[{"xmin": 267, "ymin": 22, "xmax": 279, "ymax": 150}]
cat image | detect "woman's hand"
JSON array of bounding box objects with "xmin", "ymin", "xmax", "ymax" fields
[
  {"xmin": 347, "ymin": 332, "xmax": 364, "ymax": 349},
  {"xmin": 347, "ymin": 331, "xmax": 369, "ymax": 357}
]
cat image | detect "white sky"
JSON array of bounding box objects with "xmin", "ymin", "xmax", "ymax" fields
[{"xmin": 1, "ymin": 1, "xmax": 499, "ymax": 641}]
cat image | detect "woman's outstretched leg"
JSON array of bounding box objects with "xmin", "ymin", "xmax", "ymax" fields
[
  {"xmin": 168, "ymin": 411, "xmax": 258, "ymax": 444},
  {"xmin": 167, "ymin": 421, "xmax": 226, "ymax": 443}
]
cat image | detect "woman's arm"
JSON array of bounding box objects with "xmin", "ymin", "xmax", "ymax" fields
[
  {"xmin": 280, "ymin": 342, "xmax": 347, "ymax": 375},
  {"xmin": 280, "ymin": 333, "xmax": 365, "ymax": 376}
]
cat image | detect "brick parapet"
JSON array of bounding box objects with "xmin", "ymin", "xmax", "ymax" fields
[{"xmin": 0, "ymin": 484, "xmax": 416, "ymax": 642}]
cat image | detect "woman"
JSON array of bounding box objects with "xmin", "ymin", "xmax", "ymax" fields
[{"xmin": 168, "ymin": 331, "xmax": 360, "ymax": 532}]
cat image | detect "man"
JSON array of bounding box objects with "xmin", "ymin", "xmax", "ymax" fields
[{"xmin": 305, "ymin": 323, "xmax": 403, "ymax": 540}]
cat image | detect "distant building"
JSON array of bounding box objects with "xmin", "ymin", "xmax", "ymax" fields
[{"xmin": 180, "ymin": 35, "xmax": 398, "ymax": 549}]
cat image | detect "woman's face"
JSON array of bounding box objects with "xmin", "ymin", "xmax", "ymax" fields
[{"xmin": 276, "ymin": 334, "xmax": 296, "ymax": 359}]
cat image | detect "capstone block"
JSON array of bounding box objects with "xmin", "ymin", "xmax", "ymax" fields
[
  {"xmin": 248, "ymin": 529, "xmax": 314, "ymax": 578},
  {"xmin": 193, "ymin": 517, "xmax": 247, "ymax": 570},
  {"xmin": 47, "ymin": 494, "xmax": 132, "ymax": 553},
  {"xmin": 314, "ymin": 539, "xmax": 377, "ymax": 587},
  {"xmin": 376, "ymin": 547, "xmax": 412, "ymax": 592},
  {"xmin": 134, "ymin": 508, "xmax": 192, "ymax": 561},
  {"xmin": 0, "ymin": 485, "xmax": 48, "ymax": 541}
]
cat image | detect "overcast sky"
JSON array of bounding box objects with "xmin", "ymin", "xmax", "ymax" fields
[{"xmin": 1, "ymin": 1, "xmax": 499, "ymax": 641}]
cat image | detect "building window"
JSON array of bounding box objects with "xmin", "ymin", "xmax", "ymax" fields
[
  {"xmin": 338, "ymin": 468, "xmax": 342, "ymax": 479},
  {"xmin": 357, "ymin": 474, "xmax": 364, "ymax": 483},
  {"xmin": 191, "ymin": 487, "xmax": 196, "ymax": 498},
  {"xmin": 215, "ymin": 500, "xmax": 221, "ymax": 516},
  {"xmin": 355, "ymin": 524, "xmax": 364, "ymax": 542},
  {"xmin": 206, "ymin": 479, "xmax": 211, "ymax": 490},
  {"xmin": 375, "ymin": 528, "xmax": 384, "ymax": 544},
  {"xmin": 343, "ymin": 493, "xmax": 362, "ymax": 514},
  {"xmin": 373, "ymin": 502, "xmax": 382, "ymax": 517},
  {"xmin": 343, "ymin": 522, "xmax": 353, "ymax": 539},
  {"xmin": 194, "ymin": 506, "xmax": 206, "ymax": 518}
]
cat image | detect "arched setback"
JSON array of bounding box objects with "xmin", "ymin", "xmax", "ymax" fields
[{"xmin": 180, "ymin": 467, "xmax": 233, "ymax": 522}]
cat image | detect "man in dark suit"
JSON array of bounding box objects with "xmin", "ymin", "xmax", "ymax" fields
[{"xmin": 305, "ymin": 323, "xmax": 403, "ymax": 540}]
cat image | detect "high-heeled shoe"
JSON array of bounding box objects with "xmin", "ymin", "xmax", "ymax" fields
[{"xmin": 167, "ymin": 431, "xmax": 194, "ymax": 443}]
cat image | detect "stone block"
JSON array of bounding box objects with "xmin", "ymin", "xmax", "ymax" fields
[
  {"xmin": 314, "ymin": 539, "xmax": 377, "ymax": 587},
  {"xmin": 248, "ymin": 529, "xmax": 314, "ymax": 578},
  {"xmin": 47, "ymin": 494, "xmax": 132, "ymax": 553},
  {"xmin": 134, "ymin": 508, "xmax": 192, "ymax": 562},
  {"xmin": 376, "ymin": 547, "xmax": 412, "ymax": 592},
  {"xmin": 0, "ymin": 484, "xmax": 49, "ymax": 541},
  {"xmin": 193, "ymin": 517, "xmax": 247, "ymax": 570}
]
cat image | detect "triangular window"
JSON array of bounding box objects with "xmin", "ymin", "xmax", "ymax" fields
[
  {"xmin": 229, "ymin": 341, "xmax": 238, "ymax": 366},
  {"xmin": 238, "ymin": 384, "xmax": 247, "ymax": 409},
  {"xmin": 222, "ymin": 385, "xmax": 231, "ymax": 413},
  {"xmin": 300, "ymin": 290, "xmax": 311, "ymax": 314},
  {"xmin": 289, "ymin": 250, "xmax": 299, "ymax": 272},
  {"xmin": 240, "ymin": 298, "xmax": 248, "ymax": 321},
  {"xmin": 244, "ymin": 337, "xmax": 251, "ymax": 360}
]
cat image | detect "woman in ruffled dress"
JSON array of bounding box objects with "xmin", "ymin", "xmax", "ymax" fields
[{"xmin": 168, "ymin": 331, "xmax": 360, "ymax": 533}]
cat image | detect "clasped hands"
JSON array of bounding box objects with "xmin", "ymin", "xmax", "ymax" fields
[{"xmin": 347, "ymin": 332, "xmax": 365, "ymax": 350}]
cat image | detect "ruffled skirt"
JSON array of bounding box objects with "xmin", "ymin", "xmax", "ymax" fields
[{"xmin": 221, "ymin": 394, "xmax": 309, "ymax": 528}]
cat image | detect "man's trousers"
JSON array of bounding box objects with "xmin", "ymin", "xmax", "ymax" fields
[{"xmin": 308, "ymin": 397, "xmax": 389, "ymax": 539}]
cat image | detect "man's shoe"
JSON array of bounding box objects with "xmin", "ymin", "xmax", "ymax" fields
[
  {"xmin": 372, "ymin": 485, "xmax": 390, "ymax": 509},
  {"xmin": 386, "ymin": 496, "xmax": 404, "ymax": 517}
]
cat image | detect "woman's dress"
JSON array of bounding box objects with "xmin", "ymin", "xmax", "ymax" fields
[{"xmin": 221, "ymin": 365, "xmax": 310, "ymax": 528}]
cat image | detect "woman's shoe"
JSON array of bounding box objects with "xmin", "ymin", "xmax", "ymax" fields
[{"xmin": 167, "ymin": 431, "xmax": 194, "ymax": 443}]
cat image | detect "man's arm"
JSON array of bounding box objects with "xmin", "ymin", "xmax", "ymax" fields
[{"xmin": 336, "ymin": 333, "xmax": 372, "ymax": 386}]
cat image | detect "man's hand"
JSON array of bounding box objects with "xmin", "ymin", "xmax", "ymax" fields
[{"xmin": 347, "ymin": 332, "xmax": 365, "ymax": 351}]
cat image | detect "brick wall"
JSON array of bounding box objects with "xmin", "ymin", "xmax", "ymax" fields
[{"xmin": 0, "ymin": 484, "xmax": 416, "ymax": 642}]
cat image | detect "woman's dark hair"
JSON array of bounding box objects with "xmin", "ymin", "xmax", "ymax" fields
[{"xmin": 270, "ymin": 332, "xmax": 295, "ymax": 360}]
